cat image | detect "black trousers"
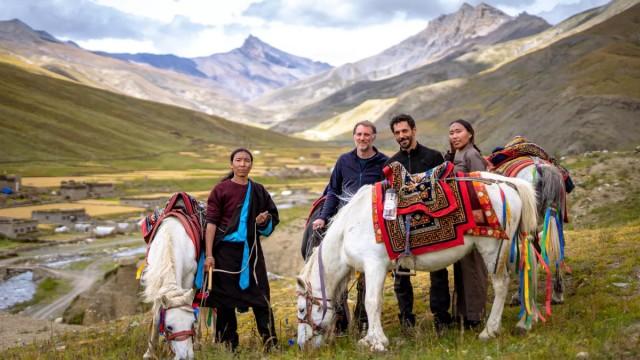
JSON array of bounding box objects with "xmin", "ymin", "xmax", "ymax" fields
[
  {"xmin": 216, "ymin": 305, "xmax": 277, "ymax": 351},
  {"xmin": 394, "ymin": 267, "xmax": 451, "ymax": 326}
]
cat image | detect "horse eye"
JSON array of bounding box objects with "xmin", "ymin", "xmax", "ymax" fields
[{"xmin": 166, "ymin": 326, "xmax": 173, "ymax": 331}]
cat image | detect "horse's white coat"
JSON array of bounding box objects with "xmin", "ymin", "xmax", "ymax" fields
[
  {"xmin": 297, "ymin": 173, "xmax": 538, "ymax": 351},
  {"xmin": 141, "ymin": 217, "xmax": 197, "ymax": 360}
]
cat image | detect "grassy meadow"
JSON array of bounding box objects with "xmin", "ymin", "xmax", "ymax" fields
[{"xmin": 3, "ymin": 151, "xmax": 639, "ymax": 359}]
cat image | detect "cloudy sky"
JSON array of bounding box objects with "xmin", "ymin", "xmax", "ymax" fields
[{"xmin": 2, "ymin": 0, "xmax": 610, "ymax": 66}]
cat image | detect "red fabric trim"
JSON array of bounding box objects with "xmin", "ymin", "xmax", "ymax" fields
[{"xmin": 305, "ymin": 196, "xmax": 326, "ymax": 227}]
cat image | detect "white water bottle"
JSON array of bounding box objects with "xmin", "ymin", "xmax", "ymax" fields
[{"xmin": 383, "ymin": 188, "xmax": 397, "ymax": 220}]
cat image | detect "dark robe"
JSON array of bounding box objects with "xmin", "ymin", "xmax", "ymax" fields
[{"xmin": 205, "ymin": 179, "xmax": 279, "ymax": 308}]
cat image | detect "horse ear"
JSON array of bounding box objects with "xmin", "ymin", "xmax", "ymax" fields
[{"xmin": 296, "ymin": 276, "xmax": 305, "ymax": 289}]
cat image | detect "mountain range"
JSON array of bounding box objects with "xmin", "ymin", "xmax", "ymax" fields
[
  {"xmin": 275, "ymin": 0, "xmax": 640, "ymax": 155},
  {"xmin": 97, "ymin": 35, "xmax": 332, "ymax": 101},
  {"xmin": 0, "ymin": 0, "xmax": 638, "ymax": 156},
  {"xmin": 254, "ymin": 3, "xmax": 550, "ymax": 121}
]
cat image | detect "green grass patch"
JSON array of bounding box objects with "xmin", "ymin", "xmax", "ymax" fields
[
  {"xmin": 10, "ymin": 277, "xmax": 72, "ymax": 314},
  {"xmin": 5, "ymin": 222, "xmax": 639, "ymax": 359},
  {"xmin": 587, "ymin": 190, "xmax": 640, "ymax": 228},
  {"xmin": 0, "ymin": 238, "xmax": 23, "ymax": 250}
]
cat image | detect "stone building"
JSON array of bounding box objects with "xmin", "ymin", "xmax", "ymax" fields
[
  {"xmin": 32, "ymin": 208, "xmax": 89, "ymax": 225},
  {"xmin": 60, "ymin": 181, "xmax": 115, "ymax": 200},
  {"xmin": 0, "ymin": 217, "xmax": 38, "ymax": 239},
  {"xmin": 60, "ymin": 181, "xmax": 89, "ymax": 200},
  {"xmin": 0, "ymin": 175, "xmax": 21, "ymax": 192},
  {"xmin": 87, "ymin": 182, "xmax": 115, "ymax": 198}
]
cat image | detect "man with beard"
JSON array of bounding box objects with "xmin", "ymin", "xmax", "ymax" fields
[
  {"xmin": 387, "ymin": 114, "xmax": 452, "ymax": 333},
  {"xmin": 311, "ymin": 120, "xmax": 388, "ymax": 334}
]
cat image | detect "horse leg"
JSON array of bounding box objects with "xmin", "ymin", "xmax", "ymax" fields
[
  {"xmin": 479, "ymin": 270, "xmax": 510, "ymax": 340},
  {"xmin": 552, "ymin": 266, "xmax": 565, "ymax": 304},
  {"xmin": 358, "ymin": 263, "xmax": 388, "ymax": 352},
  {"xmin": 143, "ymin": 305, "xmax": 160, "ymax": 359}
]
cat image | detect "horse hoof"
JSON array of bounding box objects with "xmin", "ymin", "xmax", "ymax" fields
[
  {"xmin": 478, "ymin": 328, "xmax": 496, "ymax": 341},
  {"xmin": 512, "ymin": 326, "xmax": 528, "ymax": 337},
  {"xmin": 142, "ymin": 350, "xmax": 155, "ymax": 360}
]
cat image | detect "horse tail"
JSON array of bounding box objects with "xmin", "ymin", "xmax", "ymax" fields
[
  {"xmin": 506, "ymin": 177, "xmax": 538, "ymax": 236},
  {"xmin": 535, "ymin": 165, "xmax": 564, "ymax": 219}
]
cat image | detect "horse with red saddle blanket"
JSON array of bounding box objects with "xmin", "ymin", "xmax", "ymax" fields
[{"xmin": 297, "ymin": 161, "xmax": 541, "ymax": 351}]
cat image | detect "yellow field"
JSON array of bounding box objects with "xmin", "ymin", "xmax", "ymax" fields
[{"xmin": 0, "ymin": 203, "xmax": 144, "ymax": 219}]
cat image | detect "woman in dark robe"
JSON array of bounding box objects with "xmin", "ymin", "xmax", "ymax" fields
[
  {"xmin": 204, "ymin": 148, "xmax": 279, "ymax": 351},
  {"xmin": 446, "ymin": 119, "xmax": 488, "ymax": 329}
]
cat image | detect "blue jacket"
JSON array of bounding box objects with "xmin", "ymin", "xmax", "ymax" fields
[{"xmin": 319, "ymin": 147, "xmax": 388, "ymax": 221}]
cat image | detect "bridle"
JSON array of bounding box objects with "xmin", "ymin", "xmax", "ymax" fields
[
  {"xmin": 159, "ymin": 304, "xmax": 197, "ymax": 342},
  {"xmin": 297, "ymin": 242, "xmax": 333, "ymax": 336},
  {"xmin": 296, "ymin": 280, "xmax": 333, "ymax": 336}
]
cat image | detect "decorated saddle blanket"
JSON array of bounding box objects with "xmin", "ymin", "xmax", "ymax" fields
[
  {"xmin": 141, "ymin": 192, "xmax": 205, "ymax": 259},
  {"xmin": 464, "ymin": 173, "xmax": 509, "ymax": 240},
  {"xmin": 487, "ymin": 136, "xmax": 574, "ymax": 194},
  {"xmin": 372, "ymin": 162, "xmax": 476, "ymax": 260}
]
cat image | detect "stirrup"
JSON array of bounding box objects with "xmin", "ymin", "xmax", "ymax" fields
[{"xmin": 394, "ymin": 254, "xmax": 416, "ymax": 276}]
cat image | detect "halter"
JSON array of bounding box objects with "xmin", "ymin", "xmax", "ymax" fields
[
  {"xmin": 297, "ymin": 242, "xmax": 333, "ymax": 336},
  {"xmin": 158, "ymin": 304, "xmax": 197, "ymax": 342},
  {"xmin": 296, "ymin": 281, "xmax": 334, "ymax": 336}
]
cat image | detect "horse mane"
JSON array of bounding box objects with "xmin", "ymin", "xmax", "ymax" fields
[
  {"xmin": 299, "ymin": 186, "xmax": 370, "ymax": 301},
  {"xmin": 141, "ymin": 218, "xmax": 187, "ymax": 304}
]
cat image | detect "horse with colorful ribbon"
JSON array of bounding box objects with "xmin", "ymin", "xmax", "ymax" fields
[
  {"xmin": 489, "ymin": 136, "xmax": 573, "ymax": 309},
  {"xmin": 296, "ymin": 165, "xmax": 539, "ymax": 352}
]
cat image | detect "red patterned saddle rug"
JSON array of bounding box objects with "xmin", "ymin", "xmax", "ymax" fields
[
  {"xmin": 141, "ymin": 192, "xmax": 203, "ymax": 259},
  {"xmin": 372, "ymin": 162, "xmax": 476, "ymax": 260},
  {"xmin": 465, "ymin": 172, "xmax": 509, "ymax": 240}
]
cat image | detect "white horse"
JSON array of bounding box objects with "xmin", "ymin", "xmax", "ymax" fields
[
  {"xmin": 296, "ymin": 173, "xmax": 538, "ymax": 351},
  {"xmin": 141, "ymin": 217, "xmax": 198, "ymax": 360},
  {"xmin": 503, "ymin": 159, "xmax": 567, "ymax": 304}
]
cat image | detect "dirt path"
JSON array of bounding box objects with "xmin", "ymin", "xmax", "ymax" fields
[
  {"xmin": 26, "ymin": 257, "xmax": 111, "ymax": 320},
  {"xmin": 0, "ymin": 312, "xmax": 83, "ymax": 350}
]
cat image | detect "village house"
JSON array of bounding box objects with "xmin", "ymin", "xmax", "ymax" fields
[
  {"xmin": 59, "ymin": 181, "xmax": 115, "ymax": 200},
  {"xmin": 32, "ymin": 208, "xmax": 89, "ymax": 225},
  {"xmin": 87, "ymin": 182, "xmax": 115, "ymax": 198},
  {"xmin": 0, "ymin": 174, "xmax": 21, "ymax": 193},
  {"xmin": 60, "ymin": 180, "xmax": 89, "ymax": 200},
  {"xmin": 0, "ymin": 217, "xmax": 38, "ymax": 239}
]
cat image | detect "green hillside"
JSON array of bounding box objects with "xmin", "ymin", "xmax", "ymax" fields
[{"xmin": 0, "ymin": 60, "xmax": 302, "ymax": 164}]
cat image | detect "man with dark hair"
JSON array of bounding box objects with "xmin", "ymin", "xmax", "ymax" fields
[
  {"xmin": 386, "ymin": 114, "xmax": 453, "ymax": 332},
  {"xmin": 311, "ymin": 119, "xmax": 388, "ymax": 333}
]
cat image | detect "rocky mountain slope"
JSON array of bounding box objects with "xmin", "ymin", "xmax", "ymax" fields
[
  {"xmin": 253, "ymin": 3, "xmax": 549, "ymax": 120},
  {"xmin": 98, "ymin": 35, "xmax": 331, "ymax": 101}
]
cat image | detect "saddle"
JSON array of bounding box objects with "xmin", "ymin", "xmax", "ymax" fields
[
  {"xmin": 141, "ymin": 192, "xmax": 205, "ymax": 259},
  {"xmin": 373, "ymin": 162, "xmax": 476, "ymax": 260},
  {"xmin": 488, "ymin": 136, "xmax": 574, "ymax": 194}
]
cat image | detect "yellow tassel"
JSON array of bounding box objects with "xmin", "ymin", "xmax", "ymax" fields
[{"xmin": 136, "ymin": 262, "xmax": 146, "ymax": 280}]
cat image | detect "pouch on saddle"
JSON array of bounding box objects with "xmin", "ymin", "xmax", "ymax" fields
[
  {"xmin": 373, "ymin": 162, "xmax": 476, "ymax": 260},
  {"xmin": 141, "ymin": 192, "xmax": 204, "ymax": 258}
]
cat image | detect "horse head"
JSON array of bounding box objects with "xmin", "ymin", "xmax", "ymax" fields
[
  {"xmin": 296, "ymin": 275, "xmax": 334, "ymax": 349},
  {"xmin": 160, "ymin": 288, "xmax": 196, "ymax": 360}
]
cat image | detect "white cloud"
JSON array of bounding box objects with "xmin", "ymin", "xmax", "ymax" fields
[
  {"xmin": 3, "ymin": 0, "xmax": 613, "ymax": 65},
  {"xmin": 77, "ymin": 38, "xmax": 159, "ymax": 54}
]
